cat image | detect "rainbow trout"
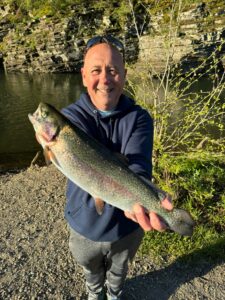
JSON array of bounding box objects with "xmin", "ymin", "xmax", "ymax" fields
[{"xmin": 28, "ymin": 102, "xmax": 195, "ymax": 236}]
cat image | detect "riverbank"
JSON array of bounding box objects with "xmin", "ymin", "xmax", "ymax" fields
[{"xmin": 0, "ymin": 165, "xmax": 224, "ymax": 299}]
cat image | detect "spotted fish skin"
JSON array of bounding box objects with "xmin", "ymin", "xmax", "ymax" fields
[{"xmin": 28, "ymin": 102, "xmax": 195, "ymax": 236}]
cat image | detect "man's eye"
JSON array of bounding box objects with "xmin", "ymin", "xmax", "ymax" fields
[
  {"xmin": 91, "ymin": 69, "xmax": 100, "ymax": 74},
  {"xmin": 109, "ymin": 69, "xmax": 117, "ymax": 75},
  {"xmin": 41, "ymin": 109, "xmax": 48, "ymax": 119}
]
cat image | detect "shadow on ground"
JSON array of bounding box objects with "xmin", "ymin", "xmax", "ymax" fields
[{"xmin": 125, "ymin": 238, "xmax": 225, "ymax": 300}]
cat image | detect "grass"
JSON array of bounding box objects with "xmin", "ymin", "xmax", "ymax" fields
[{"xmin": 138, "ymin": 152, "xmax": 225, "ymax": 263}]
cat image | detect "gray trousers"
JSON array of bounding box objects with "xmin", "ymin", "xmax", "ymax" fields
[{"xmin": 69, "ymin": 227, "xmax": 144, "ymax": 300}]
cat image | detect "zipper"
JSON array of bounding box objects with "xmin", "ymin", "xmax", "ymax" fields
[
  {"xmin": 109, "ymin": 117, "xmax": 113, "ymax": 141},
  {"xmin": 93, "ymin": 109, "xmax": 100, "ymax": 127}
]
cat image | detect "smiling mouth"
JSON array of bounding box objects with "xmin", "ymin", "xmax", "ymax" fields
[{"xmin": 97, "ymin": 88, "xmax": 113, "ymax": 93}]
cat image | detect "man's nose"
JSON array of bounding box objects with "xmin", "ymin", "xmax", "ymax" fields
[{"xmin": 99, "ymin": 69, "xmax": 110, "ymax": 84}]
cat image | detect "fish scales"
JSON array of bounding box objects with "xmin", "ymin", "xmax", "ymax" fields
[
  {"xmin": 28, "ymin": 102, "xmax": 195, "ymax": 236},
  {"xmin": 52, "ymin": 124, "xmax": 154, "ymax": 211}
]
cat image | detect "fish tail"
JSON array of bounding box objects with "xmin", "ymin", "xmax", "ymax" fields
[{"xmin": 168, "ymin": 208, "xmax": 195, "ymax": 236}]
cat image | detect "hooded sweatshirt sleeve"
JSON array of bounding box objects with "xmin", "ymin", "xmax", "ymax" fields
[{"xmin": 124, "ymin": 109, "xmax": 154, "ymax": 179}]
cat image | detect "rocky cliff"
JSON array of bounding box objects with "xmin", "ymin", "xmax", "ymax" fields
[{"xmin": 0, "ymin": 2, "xmax": 225, "ymax": 74}]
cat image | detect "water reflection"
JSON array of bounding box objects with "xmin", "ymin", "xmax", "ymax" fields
[{"xmin": 0, "ymin": 70, "xmax": 85, "ymax": 170}]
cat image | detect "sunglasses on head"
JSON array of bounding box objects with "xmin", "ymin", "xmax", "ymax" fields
[{"xmin": 85, "ymin": 35, "xmax": 125, "ymax": 61}]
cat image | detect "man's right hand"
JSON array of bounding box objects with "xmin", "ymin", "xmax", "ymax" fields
[{"xmin": 124, "ymin": 197, "xmax": 173, "ymax": 231}]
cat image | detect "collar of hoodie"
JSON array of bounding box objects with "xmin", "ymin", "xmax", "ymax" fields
[
  {"xmin": 92, "ymin": 108, "xmax": 115, "ymax": 144},
  {"xmin": 79, "ymin": 92, "xmax": 135, "ymax": 119}
]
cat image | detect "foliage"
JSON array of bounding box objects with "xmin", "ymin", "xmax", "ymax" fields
[
  {"xmin": 126, "ymin": 0, "xmax": 225, "ymax": 156},
  {"xmin": 128, "ymin": 67, "xmax": 225, "ymax": 156},
  {"xmin": 126, "ymin": 0, "xmax": 225, "ymax": 262},
  {"xmin": 155, "ymin": 153, "xmax": 225, "ymax": 230},
  {"xmin": 2, "ymin": 0, "xmax": 82, "ymax": 20},
  {"xmin": 139, "ymin": 153, "xmax": 225, "ymax": 262}
]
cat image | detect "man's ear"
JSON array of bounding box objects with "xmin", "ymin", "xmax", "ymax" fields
[{"xmin": 81, "ymin": 67, "xmax": 87, "ymax": 87}]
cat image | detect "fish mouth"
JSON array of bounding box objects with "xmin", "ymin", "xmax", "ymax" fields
[
  {"xmin": 28, "ymin": 113, "xmax": 36, "ymax": 124},
  {"xmin": 28, "ymin": 104, "xmax": 41, "ymax": 124},
  {"xmin": 28, "ymin": 112, "xmax": 40, "ymax": 130}
]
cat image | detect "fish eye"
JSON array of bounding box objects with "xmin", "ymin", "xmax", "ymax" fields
[{"xmin": 41, "ymin": 109, "xmax": 48, "ymax": 119}]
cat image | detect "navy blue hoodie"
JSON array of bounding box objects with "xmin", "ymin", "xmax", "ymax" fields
[{"xmin": 61, "ymin": 92, "xmax": 154, "ymax": 242}]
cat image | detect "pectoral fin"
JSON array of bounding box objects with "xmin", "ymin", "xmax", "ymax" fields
[
  {"xmin": 44, "ymin": 147, "xmax": 52, "ymax": 166},
  {"xmin": 44, "ymin": 146, "xmax": 61, "ymax": 168},
  {"xmin": 94, "ymin": 197, "xmax": 105, "ymax": 215}
]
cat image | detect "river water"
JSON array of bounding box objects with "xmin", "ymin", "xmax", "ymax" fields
[
  {"xmin": 0, "ymin": 70, "xmax": 85, "ymax": 171},
  {"xmin": 0, "ymin": 69, "xmax": 224, "ymax": 171}
]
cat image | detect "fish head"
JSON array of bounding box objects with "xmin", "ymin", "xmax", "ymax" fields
[{"xmin": 28, "ymin": 102, "xmax": 64, "ymax": 144}]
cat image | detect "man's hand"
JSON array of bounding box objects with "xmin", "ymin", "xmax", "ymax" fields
[{"xmin": 124, "ymin": 197, "xmax": 173, "ymax": 231}]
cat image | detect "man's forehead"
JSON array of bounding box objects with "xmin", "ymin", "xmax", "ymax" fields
[
  {"xmin": 84, "ymin": 43, "xmax": 123, "ymax": 63},
  {"xmin": 86, "ymin": 63, "xmax": 119, "ymax": 69}
]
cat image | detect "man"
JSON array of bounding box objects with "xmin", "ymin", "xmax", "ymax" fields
[{"xmin": 61, "ymin": 36, "xmax": 172, "ymax": 300}]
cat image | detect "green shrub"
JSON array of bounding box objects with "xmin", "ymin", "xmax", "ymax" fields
[{"xmin": 139, "ymin": 153, "xmax": 225, "ymax": 262}]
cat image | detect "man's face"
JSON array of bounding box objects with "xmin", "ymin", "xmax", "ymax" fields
[{"xmin": 81, "ymin": 43, "xmax": 126, "ymax": 111}]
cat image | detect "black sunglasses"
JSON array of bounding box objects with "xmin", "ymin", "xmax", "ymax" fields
[{"xmin": 85, "ymin": 35, "xmax": 125, "ymax": 61}]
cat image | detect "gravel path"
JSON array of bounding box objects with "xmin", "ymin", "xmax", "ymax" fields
[{"xmin": 0, "ymin": 165, "xmax": 224, "ymax": 299}]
